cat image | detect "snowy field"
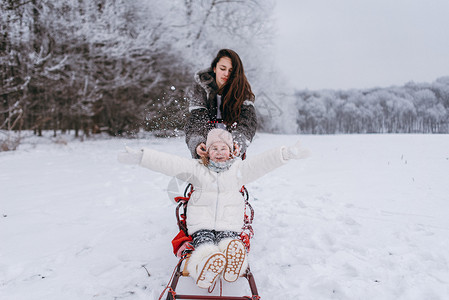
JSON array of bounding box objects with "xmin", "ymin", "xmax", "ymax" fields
[{"xmin": 1, "ymin": 132, "xmax": 449, "ymax": 300}]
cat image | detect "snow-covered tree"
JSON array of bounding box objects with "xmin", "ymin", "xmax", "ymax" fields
[
  {"xmin": 292, "ymin": 77, "xmax": 449, "ymax": 134},
  {"xmin": 1, "ymin": 0, "xmax": 279, "ymax": 139}
]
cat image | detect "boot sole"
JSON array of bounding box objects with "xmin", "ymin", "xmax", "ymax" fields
[
  {"xmin": 196, "ymin": 253, "xmax": 226, "ymax": 289},
  {"xmin": 223, "ymin": 239, "xmax": 246, "ymax": 282}
]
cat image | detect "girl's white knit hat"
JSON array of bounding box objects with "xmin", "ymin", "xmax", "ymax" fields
[{"xmin": 206, "ymin": 129, "xmax": 233, "ymax": 151}]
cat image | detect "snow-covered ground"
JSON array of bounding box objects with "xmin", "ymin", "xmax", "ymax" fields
[{"xmin": 1, "ymin": 132, "xmax": 448, "ymax": 300}]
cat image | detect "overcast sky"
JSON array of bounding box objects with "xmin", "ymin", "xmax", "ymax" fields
[{"xmin": 273, "ymin": 0, "xmax": 449, "ymax": 90}]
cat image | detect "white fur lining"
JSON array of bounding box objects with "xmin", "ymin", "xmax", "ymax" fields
[{"xmin": 218, "ymin": 238, "xmax": 235, "ymax": 252}]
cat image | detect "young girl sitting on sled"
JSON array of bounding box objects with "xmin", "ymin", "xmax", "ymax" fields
[{"xmin": 118, "ymin": 129, "xmax": 310, "ymax": 289}]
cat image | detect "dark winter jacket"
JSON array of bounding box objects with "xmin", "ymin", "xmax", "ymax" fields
[{"xmin": 184, "ymin": 68, "xmax": 258, "ymax": 158}]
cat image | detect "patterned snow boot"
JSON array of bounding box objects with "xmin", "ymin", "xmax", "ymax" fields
[
  {"xmin": 196, "ymin": 252, "xmax": 226, "ymax": 288},
  {"xmin": 187, "ymin": 243, "xmax": 226, "ymax": 289},
  {"xmin": 219, "ymin": 238, "xmax": 248, "ymax": 282}
]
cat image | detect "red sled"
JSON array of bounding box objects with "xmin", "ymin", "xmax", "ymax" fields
[{"xmin": 158, "ymin": 184, "xmax": 260, "ymax": 300}]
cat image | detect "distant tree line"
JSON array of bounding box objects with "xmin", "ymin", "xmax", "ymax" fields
[
  {"xmin": 294, "ymin": 77, "xmax": 449, "ymax": 134},
  {"xmin": 1, "ymin": 0, "xmax": 275, "ymax": 150}
]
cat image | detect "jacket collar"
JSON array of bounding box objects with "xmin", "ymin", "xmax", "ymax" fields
[{"xmin": 195, "ymin": 68, "xmax": 218, "ymax": 95}]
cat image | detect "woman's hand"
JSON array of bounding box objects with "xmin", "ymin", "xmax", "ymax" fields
[
  {"xmin": 233, "ymin": 142, "xmax": 241, "ymax": 157},
  {"xmin": 196, "ymin": 143, "xmax": 207, "ymax": 157}
]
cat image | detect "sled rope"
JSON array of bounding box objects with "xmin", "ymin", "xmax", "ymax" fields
[
  {"xmin": 207, "ymin": 276, "xmax": 223, "ymax": 295},
  {"xmin": 157, "ymin": 257, "xmax": 184, "ymax": 300}
]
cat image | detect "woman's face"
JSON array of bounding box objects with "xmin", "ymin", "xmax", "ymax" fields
[
  {"xmin": 208, "ymin": 141, "xmax": 231, "ymax": 163},
  {"xmin": 214, "ymin": 57, "xmax": 233, "ymax": 88}
]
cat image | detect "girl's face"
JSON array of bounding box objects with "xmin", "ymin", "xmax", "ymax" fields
[
  {"xmin": 208, "ymin": 141, "xmax": 231, "ymax": 163},
  {"xmin": 214, "ymin": 57, "xmax": 233, "ymax": 88}
]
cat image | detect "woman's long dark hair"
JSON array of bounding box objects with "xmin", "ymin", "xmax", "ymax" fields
[{"xmin": 211, "ymin": 49, "xmax": 255, "ymax": 126}]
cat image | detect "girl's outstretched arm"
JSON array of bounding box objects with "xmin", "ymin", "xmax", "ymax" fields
[
  {"xmin": 239, "ymin": 140, "xmax": 310, "ymax": 184},
  {"xmin": 118, "ymin": 146, "xmax": 200, "ymax": 184}
]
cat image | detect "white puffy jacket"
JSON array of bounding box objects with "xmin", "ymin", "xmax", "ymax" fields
[{"xmin": 140, "ymin": 146, "xmax": 287, "ymax": 235}]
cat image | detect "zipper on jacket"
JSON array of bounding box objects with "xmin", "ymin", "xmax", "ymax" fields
[{"xmin": 214, "ymin": 172, "xmax": 220, "ymax": 228}]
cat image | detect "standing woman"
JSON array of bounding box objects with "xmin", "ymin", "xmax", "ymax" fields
[{"xmin": 184, "ymin": 49, "xmax": 257, "ymax": 158}]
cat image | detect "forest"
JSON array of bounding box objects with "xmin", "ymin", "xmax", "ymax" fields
[
  {"xmin": 293, "ymin": 77, "xmax": 449, "ymax": 134},
  {"xmin": 1, "ymin": 0, "xmax": 448, "ymax": 151},
  {"xmin": 1, "ymin": 0, "xmax": 276, "ymax": 149}
]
